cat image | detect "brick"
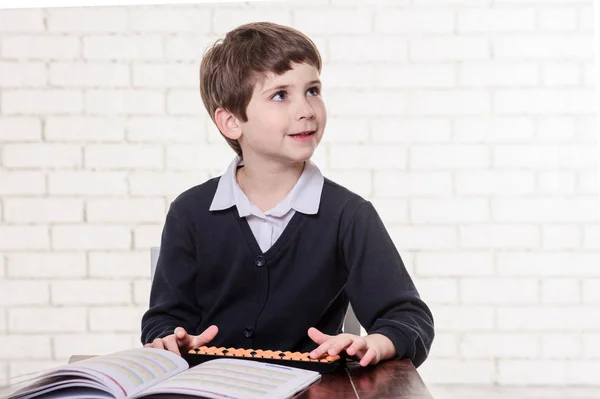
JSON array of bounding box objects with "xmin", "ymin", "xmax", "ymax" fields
[
  {"xmin": 167, "ymin": 90, "xmax": 207, "ymax": 116},
  {"xmin": 376, "ymin": 65, "xmax": 455, "ymax": 89},
  {"xmin": 543, "ymin": 333, "xmax": 581, "ymax": 359},
  {"xmin": 9, "ymin": 308, "xmax": 86, "ymax": 333},
  {"xmin": 494, "ymin": 89, "xmax": 594, "ymax": 114},
  {"xmin": 537, "ymin": 8, "xmax": 577, "ymax": 31},
  {"xmin": 537, "ymin": 116, "xmax": 575, "ymax": 140},
  {"xmin": 458, "ymin": 9, "xmax": 535, "ymax": 32},
  {"xmin": 51, "ymin": 280, "xmax": 131, "ymax": 305},
  {"xmin": 414, "ymin": 0, "xmax": 490, "ymax": 4},
  {"xmin": 294, "ymin": 9, "xmax": 371, "ymax": 35},
  {"xmin": 411, "ymin": 199, "xmax": 489, "ymax": 223},
  {"xmin": 414, "ymin": 278, "xmax": 458, "ymax": 304},
  {"xmin": 213, "ymin": 9, "xmax": 291, "ymax": 34},
  {"xmin": 321, "ymin": 65, "xmax": 376, "ymax": 89},
  {"xmin": 410, "ymin": 145, "xmax": 489, "ymax": 169},
  {"xmin": 460, "ymin": 278, "xmax": 538, "ymax": 304},
  {"xmin": 432, "ymin": 305, "xmax": 494, "ymax": 332},
  {"xmin": 9, "ymin": 361, "xmax": 64, "ymax": 381},
  {"xmin": 494, "ymin": 145, "xmax": 595, "ymax": 169},
  {"xmin": 538, "ymin": 171, "xmax": 576, "ymax": 194},
  {"xmin": 584, "ymin": 225, "xmax": 600, "ymax": 249},
  {"xmin": 582, "ymin": 279, "xmax": 600, "ymax": 303},
  {"xmin": 2, "ymin": 144, "xmax": 82, "ymax": 168},
  {"xmin": 493, "ymin": 36, "xmax": 593, "ymax": 59},
  {"xmin": 371, "ymin": 118, "xmax": 451, "ymax": 144},
  {"xmin": 330, "ymin": 37, "xmax": 408, "ymax": 63},
  {"xmin": 89, "ymin": 252, "xmax": 150, "ymax": 278},
  {"xmin": 326, "ymin": 171, "xmax": 371, "ymax": 198},
  {"xmin": 0, "ymin": 256, "xmax": 4, "ymax": 279},
  {"xmin": 460, "ymin": 224, "xmax": 540, "ymax": 249},
  {"xmin": 132, "ymin": 63, "xmax": 199, "ymax": 89},
  {"xmin": 45, "ymin": 117, "xmax": 125, "ymax": 142},
  {"xmin": 428, "ymin": 332, "xmax": 458, "ymax": 358},
  {"xmin": 0, "ymin": 9, "xmax": 44, "ymax": 32},
  {"xmin": 87, "ymin": 198, "xmax": 165, "ymax": 223},
  {"xmin": 575, "ymin": 116, "xmax": 596, "ymax": 142},
  {"xmin": 0, "ymin": 309, "xmax": 5, "ymax": 334},
  {"xmin": 578, "ymin": 171, "xmax": 597, "ymax": 194},
  {"xmin": 130, "ymin": 7, "xmax": 210, "ymax": 32},
  {"xmin": 375, "ymin": 9, "xmax": 453, "ymax": 34},
  {"xmin": 543, "ymin": 63, "xmax": 580, "ymax": 86},
  {"xmin": 459, "ymin": 63, "xmax": 538, "ymax": 86},
  {"xmin": 167, "ymin": 144, "xmax": 241, "ymax": 171},
  {"xmin": 542, "ymin": 224, "xmax": 582, "ymax": 250},
  {"xmin": 127, "ymin": 117, "xmax": 206, "ymax": 143},
  {"xmin": 456, "ymin": 171, "xmax": 535, "ymax": 195},
  {"xmin": 85, "ymin": 90, "xmax": 164, "ymax": 115},
  {"xmin": 0, "ymin": 227, "xmax": 48, "ymax": 250},
  {"xmin": 370, "ymin": 198, "xmax": 408, "ymax": 224},
  {"xmin": 497, "ymin": 306, "xmax": 583, "ymax": 331},
  {"xmin": 85, "ymin": 144, "xmax": 163, "ymax": 169},
  {"xmin": 0, "ymin": 281, "xmax": 49, "ymax": 306},
  {"xmin": 583, "ymin": 333, "xmax": 600, "ymax": 358},
  {"xmin": 330, "ymin": 145, "xmax": 407, "ymax": 170},
  {"xmin": 389, "ymin": 226, "xmax": 457, "ymax": 250},
  {"xmin": 579, "ymin": 6, "xmax": 593, "ymax": 31},
  {"xmin": 409, "ymin": 91, "xmax": 490, "ymax": 116},
  {"xmin": 2, "ymin": 90, "xmax": 82, "ymax": 115},
  {"xmin": 129, "ymin": 171, "xmax": 207, "ymax": 197},
  {"xmin": 498, "ymin": 252, "xmax": 600, "ymax": 277},
  {"xmin": 89, "ymin": 306, "xmax": 146, "ymax": 332},
  {"xmin": 542, "ymin": 278, "xmax": 579, "ymax": 304},
  {"xmin": 565, "ymin": 361, "xmax": 600, "ymax": 385},
  {"xmin": 164, "ymin": 34, "xmax": 222, "ymax": 61},
  {"xmin": 83, "ymin": 36, "xmax": 163, "ymax": 60},
  {"xmin": 1, "ymin": 36, "xmax": 79, "ymax": 59},
  {"xmin": 455, "ymin": 117, "xmax": 534, "ymax": 142},
  {"xmin": 4, "ymin": 198, "xmax": 83, "ymax": 223},
  {"xmin": 0, "ymin": 117, "xmax": 41, "ymax": 142},
  {"xmin": 50, "ymin": 62, "xmax": 130, "ymax": 87},
  {"xmin": 460, "ymin": 333, "xmax": 539, "ymax": 358},
  {"xmin": 47, "ymin": 7, "xmax": 128, "ymax": 32},
  {"xmin": 415, "ymin": 252, "xmax": 494, "ymax": 277},
  {"xmin": 53, "ymin": 334, "xmax": 133, "ymax": 359},
  {"xmin": 327, "ymin": 90, "xmax": 408, "ymax": 117},
  {"xmin": 410, "ymin": 37, "xmax": 489, "ymax": 62},
  {"xmin": 134, "ymin": 225, "xmax": 163, "ymax": 249},
  {"xmin": 321, "ymin": 117, "xmax": 369, "ymax": 143},
  {"xmin": 6, "ymin": 252, "xmax": 86, "ymax": 278},
  {"xmin": 419, "ymin": 359, "xmax": 494, "ymax": 385},
  {"xmin": 0, "ymin": 62, "xmax": 46, "ymax": 87},
  {"xmin": 52, "ymin": 225, "xmax": 131, "ymax": 250},
  {"xmin": 48, "ymin": 171, "xmax": 128, "ymax": 195},
  {"xmin": 133, "ymin": 280, "xmax": 151, "ymax": 306},
  {"xmin": 0, "ymin": 336, "xmax": 51, "ymax": 359},
  {"xmin": 498, "ymin": 360, "xmax": 567, "ymax": 385},
  {"xmin": 492, "ymin": 198, "xmax": 597, "ymax": 222},
  {"xmin": 583, "ymin": 63, "xmax": 594, "ymax": 86}
]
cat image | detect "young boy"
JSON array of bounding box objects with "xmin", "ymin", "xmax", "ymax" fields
[{"xmin": 141, "ymin": 22, "xmax": 434, "ymax": 368}]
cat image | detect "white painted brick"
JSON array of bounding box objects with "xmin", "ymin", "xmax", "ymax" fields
[
  {"xmin": 492, "ymin": 198, "xmax": 597, "ymax": 223},
  {"xmin": 579, "ymin": 6, "xmax": 593, "ymax": 31},
  {"xmin": 537, "ymin": 8, "xmax": 577, "ymax": 31},
  {"xmin": 582, "ymin": 279, "xmax": 600, "ymax": 303},
  {"xmin": 45, "ymin": 117, "xmax": 125, "ymax": 142},
  {"xmin": 321, "ymin": 117, "xmax": 369, "ymax": 143},
  {"xmin": 582, "ymin": 333, "xmax": 600, "ymax": 358},
  {"xmin": 459, "ymin": 63, "xmax": 538, "ymax": 87},
  {"xmin": 414, "ymin": 0, "xmax": 490, "ymax": 4},
  {"xmin": 542, "ymin": 333, "xmax": 581, "ymax": 359},
  {"xmin": 375, "ymin": 171, "xmax": 452, "ymax": 197},
  {"xmin": 133, "ymin": 225, "xmax": 163, "ymax": 249},
  {"xmin": 4, "ymin": 198, "xmax": 83, "ymax": 223},
  {"xmin": 542, "ymin": 224, "xmax": 582, "ymax": 250},
  {"xmin": 89, "ymin": 252, "xmax": 149, "ymax": 278},
  {"xmin": 48, "ymin": 171, "xmax": 128, "ymax": 195},
  {"xmin": 129, "ymin": 171, "xmax": 207, "ymax": 197},
  {"xmin": 1, "ymin": 36, "xmax": 79, "ymax": 60},
  {"xmin": 327, "ymin": 90, "xmax": 408, "ymax": 117},
  {"xmin": 583, "ymin": 225, "xmax": 600, "ymax": 249},
  {"xmin": 2, "ymin": 144, "xmax": 82, "ymax": 168},
  {"xmin": 47, "ymin": 7, "xmax": 128, "ymax": 32},
  {"xmin": 130, "ymin": 7, "xmax": 211, "ymax": 33},
  {"xmin": 326, "ymin": 171, "xmax": 371, "ymax": 197},
  {"xmin": 9, "ymin": 308, "xmax": 86, "ymax": 333},
  {"xmin": 53, "ymin": 334, "xmax": 133, "ymax": 359},
  {"xmin": 565, "ymin": 361, "xmax": 600, "ymax": 385},
  {"xmin": 52, "ymin": 225, "xmax": 131, "ymax": 250},
  {"xmin": 370, "ymin": 198, "xmax": 408, "ymax": 224},
  {"xmin": 494, "ymin": 145, "xmax": 595, "ymax": 169},
  {"xmin": 89, "ymin": 306, "xmax": 146, "ymax": 332},
  {"xmin": 414, "ymin": 278, "xmax": 458, "ymax": 304},
  {"xmin": 460, "ymin": 278, "xmax": 538, "ymax": 304},
  {"xmin": 213, "ymin": 9, "xmax": 291, "ymax": 34},
  {"xmin": 85, "ymin": 144, "xmax": 163, "ymax": 170},
  {"xmin": 0, "ymin": 336, "xmax": 51, "ymax": 359},
  {"xmin": 538, "ymin": 171, "xmax": 576, "ymax": 194},
  {"xmin": 498, "ymin": 252, "xmax": 600, "ymax": 277},
  {"xmin": 2, "ymin": 90, "xmax": 82, "ymax": 115},
  {"xmin": 166, "ymin": 144, "xmax": 235, "ymax": 171},
  {"xmin": 0, "ymin": 9, "xmax": 44, "ymax": 32},
  {"xmin": 494, "ymin": 89, "xmax": 594, "ymax": 114},
  {"xmin": 133, "ymin": 280, "xmax": 151, "ymax": 306},
  {"xmin": 409, "ymin": 91, "xmax": 490, "ymax": 116},
  {"xmin": 375, "ymin": 9, "xmax": 454, "ymax": 34},
  {"xmin": 164, "ymin": 34, "xmax": 222, "ymax": 61},
  {"xmin": 376, "ymin": 65, "xmax": 455, "ymax": 89},
  {"xmin": 461, "ymin": 333, "xmax": 540, "ymax": 358},
  {"xmin": 410, "ymin": 145, "xmax": 489, "ymax": 169},
  {"xmin": 51, "ymin": 280, "xmax": 131, "ymax": 305},
  {"xmin": 50, "ymin": 63, "xmax": 130, "ymax": 87},
  {"xmin": 166, "ymin": 90, "xmax": 207, "ymax": 116},
  {"xmin": 541, "ymin": 278, "xmax": 579, "ymax": 304},
  {"xmin": 87, "ymin": 198, "xmax": 165, "ymax": 223},
  {"xmin": 498, "ymin": 360, "xmax": 567, "ymax": 385},
  {"xmin": 411, "ymin": 199, "xmax": 489, "ymax": 223},
  {"xmin": 0, "ymin": 256, "xmax": 4, "ymax": 279},
  {"xmin": 537, "ymin": 116, "xmax": 575, "ymax": 140},
  {"xmin": 294, "ymin": 9, "xmax": 371, "ymax": 35},
  {"xmin": 497, "ymin": 306, "xmax": 595, "ymax": 331},
  {"xmin": 0, "ymin": 227, "xmax": 48, "ymax": 250},
  {"xmin": 132, "ymin": 63, "xmax": 198, "ymax": 89},
  {"xmin": 6, "ymin": 252, "xmax": 86, "ymax": 278},
  {"xmin": 578, "ymin": 171, "xmax": 597, "ymax": 194},
  {"xmin": 456, "ymin": 171, "xmax": 535, "ymax": 195},
  {"xmin": 542, "ymin": 63, "xmax": 580, "ymax": 86},
  {"xmin": 418, "ymin": 360, "xmax": 494, "ymax": 385},
  {"xmin": 0, "ymin": 281, "xmax": 49, "ymax": 306},
  {"xmin": 409, "ymin": 37, "xmax": 489, "ymax": 62},
  {"xmin": 0, "ymin": 117, "xmax": 41, "ymax": 142},
  {"xmin": 389, "ymin": 226, "xmax": 457, "ymax": 250},
  {"xmin": 455, "ymin": 116, "xmax": 534, "ymax": 142},
  {"xmin": 583, "ymin": 63, "xmax": 594, "ymax": 86},
  {"xmin": 0, "ymin": 62, "xmax": 46, "ymax": 87},
  {"xmin": 320, "ymin": 65, "xmax": 376, "ymax": 89},
  {"xmin": 329, "ymin": 37, "xmax": 408, "ymax": 63},
  {"xmin": 9, "ymin": 361, "xmax": 63, "ymax": 381},
  {"xmin": 415, "ymin": 252, "xmax": 494, "ymax": 277},
  {"xmin": 575, "ymin": 115, "xmax": 596, "ymax": 142},
  {"xmin": 330, "ymin": 145, "xmax": 407, "ymax": 170},
  {"xmin": 428, "ymin": 332, "xmax": 458, "ymax": 358},
  {"xmin": 127, "ymin": 117, "xmax": 206, "ymax": 143},
  {"xmin": 458, "ymin": 9, "xmax": 535, "ymax": 32},
  {"xmin": 85, "ymin": 90, "xmax": 164, "ymax": 115},
  {"xmin": 460, "ymin": 224, "xmax": 540, "ymax": 249},
  {"xmin": 431, "ymin": 305, "xmax": 494, "ymax": 332},
  {"xmin": 83, "ymin": 36, "xmax": 163, "ymax": 60},
  {"xmin": 493, "ymin": 36, "xmax": 593, "ymax": 59},
  {"xmin": 371, "ymin": 118, "xmax": 451, "ymax": 144},
  {"xmin": 331, "ymin": 0, "xmax": 406, "ymax": 4},
  {"xmin": 0, "ymin": 309, "xmax": 5, "ymax": 333}
]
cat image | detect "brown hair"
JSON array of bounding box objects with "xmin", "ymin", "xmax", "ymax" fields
[{"xmin": 199, "ymin": 22, "xmax": 322, "ymax": 156}]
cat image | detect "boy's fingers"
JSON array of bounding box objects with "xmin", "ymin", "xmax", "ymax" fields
[
  {"xmin": 307, "ymin": 327, "xmax": 330, "ymax": 345},
  {"xmin": 189, "ymin": 325, "xmax": 219, "ymax": 349},
  {"xmin": 164, "ymin": 336, "xmax": 181, "ymax": 356},
  {"xmin": 151, "ymin": 338, "xmax": 165, "ymax": 350},
  {"xmin": 327, "ymin": 336, "xmax": 354, "ymax": 356},
  {"xmin": 174, "ymin": 327, "xmax": 192, "ymax": 347},
  {"xmin": 345, "ymin": 338, "xmax": 367, "ymax": 356},
  {"xmin": 359, "ymin": 348, "xmax": 378, "ymax": 367}
]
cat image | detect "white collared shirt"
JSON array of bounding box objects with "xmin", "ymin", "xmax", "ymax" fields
[{"xmin": 209, "ymin": 156, "xmax": 324, "ymax": 252}]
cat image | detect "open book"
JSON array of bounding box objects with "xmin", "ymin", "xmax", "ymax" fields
[{"xmin": 3, "ymin": 347, "xmax": 321, "ymax": 399}]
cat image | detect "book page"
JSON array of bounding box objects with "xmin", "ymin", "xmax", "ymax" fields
[{"xmin": 135, "ymin": 358, "xmax": 321, "ymax": 399}]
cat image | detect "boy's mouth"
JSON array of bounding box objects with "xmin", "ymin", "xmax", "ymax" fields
[{"xmin": 289, "ymin": 130, "xmax": 315, "ymax": 137}]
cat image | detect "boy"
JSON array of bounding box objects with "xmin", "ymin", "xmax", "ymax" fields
[{"xmin": 141, "ymin": 22, "xmax": 434, "ymax": 368}]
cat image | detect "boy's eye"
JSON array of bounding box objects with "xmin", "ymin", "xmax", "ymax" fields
[
  {"xmin": 271, "ymin": 91, "xmax": 287, "ymax": 101},
  {"xmin": 307, "ymin": 87, "xmax": 320, "ymax": 96}
]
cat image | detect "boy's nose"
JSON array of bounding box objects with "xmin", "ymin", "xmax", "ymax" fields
[{"xmin": 295, "ymin": 99, "xmax": 315, "ymax": 120}]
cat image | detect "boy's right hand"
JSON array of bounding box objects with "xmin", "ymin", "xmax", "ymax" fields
[{"xmin": 144, "ymin": 325, "xmax": 219, "ymax": 356}]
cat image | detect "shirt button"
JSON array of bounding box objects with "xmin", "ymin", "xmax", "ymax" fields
[
  {"xmin": 244, "ymin": 328, "xmax": 254, "ymax": 338},
  {"xmin": 255, "ymin": 255, "xmax": 266, "ymax": 267}
]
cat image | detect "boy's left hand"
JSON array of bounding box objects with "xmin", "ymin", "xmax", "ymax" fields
[{"xmin": 307, "ymin": 327, "xmax": 396, "ymax": 367}]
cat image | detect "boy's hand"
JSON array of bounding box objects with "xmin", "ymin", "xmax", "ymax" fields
[
  {"xmin": 307, "ymin": 327, "xmax": 395, "ymax": 367},
  {"xmin": 144, "ymin": 325, "xmax": 218, "ymax": 356}
]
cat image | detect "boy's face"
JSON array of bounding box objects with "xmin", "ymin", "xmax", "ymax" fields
[{"xmin": 237, "ymin": 62, "xmax": 326, "ymax": 164}]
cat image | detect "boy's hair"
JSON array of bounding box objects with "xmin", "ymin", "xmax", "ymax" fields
[{"xmin": 199, "ymin": 22, "xmax": 322, "ymax": 157}]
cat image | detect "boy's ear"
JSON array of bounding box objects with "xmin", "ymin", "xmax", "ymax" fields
[{"xmin": 214, "ymin": 107, "xmax": 242, "ymax": 140}]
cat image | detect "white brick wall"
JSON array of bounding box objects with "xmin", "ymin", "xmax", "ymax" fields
[{"xmin": 0, "ymin": 0, "xmax": 596, "ymax": 388}]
